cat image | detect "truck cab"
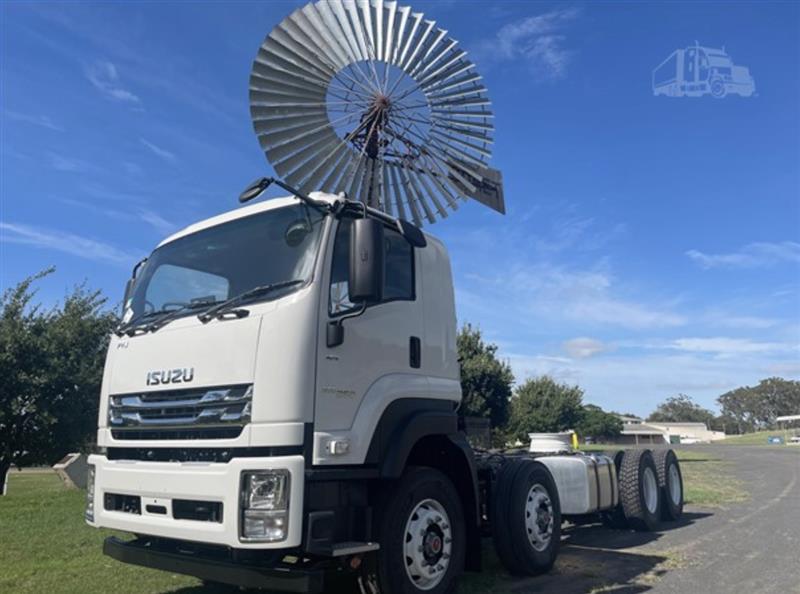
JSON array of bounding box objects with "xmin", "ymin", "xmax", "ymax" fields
[{"xmin": 87, "ymin": 192, "xmax": 477, "ymax": 592}]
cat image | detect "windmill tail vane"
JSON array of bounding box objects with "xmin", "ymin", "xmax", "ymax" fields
[{"xmin": 249, "ymin": 0, "xmax": 504, "ymax": 226}]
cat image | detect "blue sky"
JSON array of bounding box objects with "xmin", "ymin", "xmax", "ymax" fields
[{"xmin": 2, "ymin": 1, "xmax": 798, "ymax": 416}]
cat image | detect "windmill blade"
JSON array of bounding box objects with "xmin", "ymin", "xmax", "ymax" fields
[{"xmin": 249, "ymin": 0, "xmax": 504, "ymax": 225}]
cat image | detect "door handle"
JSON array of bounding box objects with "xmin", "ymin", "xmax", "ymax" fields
[{"xmin": 409, "ymin": 336, "xmax": 421, "ymax": 369}]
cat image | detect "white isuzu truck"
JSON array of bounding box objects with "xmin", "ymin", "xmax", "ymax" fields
[{"xmin": 86, "ymin": 179, "xmax": 685, "ymax": 594}]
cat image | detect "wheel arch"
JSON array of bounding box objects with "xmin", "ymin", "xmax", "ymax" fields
[
  {"xmin": 366, "ymin": 399, "xmax": 482, "ymax": 570},
  {"xmin": 404, "ymin": 433, "xmax": 482, "ymax": 571}
]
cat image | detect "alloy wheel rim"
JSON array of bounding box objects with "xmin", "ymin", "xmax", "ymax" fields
[
  {"xmin": 524, "ymin": 484, "xmax": 554, "ymax": 552},
  {"xmin": 403, "ymin": 498, "xmax": 452, "ymax": 590},
  {"xmin": 643, "ymin": 466, "xmax": 659, "ymax": 514}
]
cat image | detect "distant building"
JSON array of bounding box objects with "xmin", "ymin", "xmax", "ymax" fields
[
  {"xmin": 647, "ymin": 422, "xmax": 726, "ymax": 444},
  {"xmin": 608, "ymin": 416, "xmax": 725, "ymax": 445}
]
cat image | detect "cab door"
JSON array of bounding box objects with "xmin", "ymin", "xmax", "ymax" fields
[{"xmin": 314, "ymin": 216, "xmax": 424, "ymax": 453}]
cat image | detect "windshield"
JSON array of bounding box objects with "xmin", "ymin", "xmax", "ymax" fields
[{"xmin": 124, "ymin": 203, "xmax": 327, "ymax": 322}]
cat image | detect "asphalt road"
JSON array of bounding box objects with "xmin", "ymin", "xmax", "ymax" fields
[{"xmin": 538, "ymin": 445, "xmax": 800, "ymax": 594}]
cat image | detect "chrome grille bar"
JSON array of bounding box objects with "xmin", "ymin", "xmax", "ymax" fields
[{"xmin": 109, "ymin": 385, "xmax": 252, "ymax": 432}]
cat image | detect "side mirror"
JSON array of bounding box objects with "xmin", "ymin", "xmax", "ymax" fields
[
  {"xmin": 122, "ymin": 258, "xmax": 147, "ymax": 315},
  {"xmin": 348, "ymin": 218, "xmax": 384, "ymax": 303},
  {"xmin": 122, "ymin": 278, "xmax": 135, "ymax": 309}
]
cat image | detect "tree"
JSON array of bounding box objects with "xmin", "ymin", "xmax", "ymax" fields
[
  {"xmin": 457, "ymin": 324, "xmax": 514, "ymax": 435},
  {"xmin": 576, "ymin": 404, "xmax": 623, "ymax": 440},
  {"xmin": 0, "ymin": 269, "xmax": 117, "ymax": 494},
  {"xmin": 507, "ymin": 376, "xmax": 584, "ymax": 442},
  {"xmin": 717, "ymin": 378, "xmax": 800, "ymax": 431},
  {"xmin": 647, "ymin": 394, "xmax": 715, "ymax": 424}
]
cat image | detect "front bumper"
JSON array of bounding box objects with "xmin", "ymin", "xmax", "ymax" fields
[
  {"xmin": 87, "ymin": 454, "xmax": 304, "ymax": 549},
  {"xmin": 104, "ymin": 536, "xmax": 323, "ymax": 593}
]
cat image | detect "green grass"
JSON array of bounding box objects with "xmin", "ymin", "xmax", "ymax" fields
[
  {"xmin": 1, "ymin": 449, "xmax": 748, "ymax": 593},
  {"xmin": 718, "ymin": 430, "xmax": 798, "ymax": 446},
  {"xmin": 677, "ymin": 454, "xmax": 748, "ymax": 507},
  {"xmin": 0, "ymin": 472, "xmax": 206, "ymax": 594}
]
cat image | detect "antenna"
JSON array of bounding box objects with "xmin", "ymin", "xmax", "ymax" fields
[{"xmin": 248, "ymin": 0, "xmax": 504, "ymax": 226}]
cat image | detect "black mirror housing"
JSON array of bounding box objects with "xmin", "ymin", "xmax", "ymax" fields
[
  {"xmin": 122, "ymin": 278, "xmax": 135, "ymax": 314},
  {"xmin": 122, "ymin": 257, "xmax": 147, "ymax": 315},
  {"xmin": 349, "ymin": 217, "xmax": 385, "ymax": 303}
]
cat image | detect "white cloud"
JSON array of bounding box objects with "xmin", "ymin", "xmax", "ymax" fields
[
  {"xmin": 48, "ymin": 152, "xmax": 88, "ymax": 172},
  {"xmin": 535, "ymin": 217, "xmax": 594, "ymax": 253},
  {"xmin": 85, "ymin": 60, "xmax": 141, "ymax": 103},
  {"xmin": 476, "ymin": 8, "xmax": 579, "ymax": 80},
  {"xmin": 707, "ymin": 313, "xmax": 779, "ymax": 330},
  {"xmin": 4, "ymin": 110, "xmax": 63, "ymax": 132},
  {"xmin": 686, "ymin": 241, "xmax": 800, "ymax": 269},
  {"xmin": 0, "ymin": 222, "xmax": 139, "ymax": 266},
  {"xmin": 563, "ymin": 337, "xmax": 610, "ymax": 359},
  {"xmin": 669, "ymin": 337, "xmax": 788, "ymax": 355},
  {"xmin": 138, "ymin": 209, "xmax": 176, "ymax": 235},
  {"xmin": 509, "ymin": 265, "xmax": 687, "ymax": 329},
  {"xmin": 140, "ymin": 138, "xmax": 176, "ymax": 161},
  {"xmin": 58, "ymin": 198, "xmax": 176, "ymax": 235}
]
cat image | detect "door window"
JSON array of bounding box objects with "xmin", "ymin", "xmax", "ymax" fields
[{"xmin": 329, "ymin": 218, "xmax": 414, "ymax": 315}]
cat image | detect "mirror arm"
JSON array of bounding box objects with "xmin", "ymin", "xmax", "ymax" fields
[
  {"xmin": 326, "ymin": 302, "xmax": 367, "ymax": 348},
  {"xmin": 240, "ymin": 176, "xmax": 331, "ymax": 212}
]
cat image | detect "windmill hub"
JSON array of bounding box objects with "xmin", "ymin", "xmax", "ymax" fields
[{"xmin": 373, "ymin": 94, "xmax": 390, "ymax": 109}]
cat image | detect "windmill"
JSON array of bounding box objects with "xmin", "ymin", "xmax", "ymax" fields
[{"xmin": 248, "ymin": 0, "xmax": 504, "ymax": 226}]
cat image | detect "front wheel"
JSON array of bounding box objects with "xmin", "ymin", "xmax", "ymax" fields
[
  {"xmin": 710, "ymin": 77, "xmax": 727, "ymax": 98},
  {"xmin": 375, "ymin": 467, "xmax": 465, "ymax": 594}
]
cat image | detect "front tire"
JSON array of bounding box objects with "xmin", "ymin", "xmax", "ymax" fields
[
  {"xmin": 491, "ymin": 459, "xmax": 561, "ymax": 576},
  {"xmin": 375, "ymin": 467, "xmax": 465, "ymax": 594},
  {"xmin": 710, "ymin": 77, "xmax": 727, "ymax": 98}
]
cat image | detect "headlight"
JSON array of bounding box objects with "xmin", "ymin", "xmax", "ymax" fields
[
  {"xmin": 85, "ymin": 465, "xmax": 96, "ymax": 522},
  {"xmin": 240, "ymin": 470, "xmax": 290, "ymax": 542}
]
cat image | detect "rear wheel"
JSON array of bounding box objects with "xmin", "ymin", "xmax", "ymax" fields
[
  {"xmin": 653, "ymin": 449, "xmax": 683, "ymax": 521},
  {"xmin": 601, "ymin": 450, "xmax": 628, "ymax": 529},
  {"xmin": 618, "ymin": 449, "xmax": 661, "ymax": 531},
  {"xmin": 375, "ymin": 467, "xmax": 465, "ymax": 594},
  {"xmin": 491, "ymin": 459, "xmax": 561, "ymax": 576}
]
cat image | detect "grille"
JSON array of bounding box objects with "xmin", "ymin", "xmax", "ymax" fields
[{"xmin": 109, "ymin": 385, "xmax": 252, "ymax": 440}]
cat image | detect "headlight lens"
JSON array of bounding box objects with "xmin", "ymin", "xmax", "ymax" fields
[
  {"xmin": 240, "ymin": 470, "xmax": 290, "ymax": 542},
  {"xmin": 85, "ymin": 465, "xmax": 96, "ymax": 522}
]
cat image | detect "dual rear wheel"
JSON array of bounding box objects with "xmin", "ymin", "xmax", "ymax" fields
[{"xmin": 607, "ymin": 448, "xmax": 684, "ymax": 531}]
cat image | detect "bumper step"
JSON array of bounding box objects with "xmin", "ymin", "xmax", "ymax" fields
[
  {"xmin": 103, "ymin": 536, "xmax": 324, "ymax": 593},
  {"xmin": 330, "ymin": 541, "xmax": 380, "ymax": 557}
]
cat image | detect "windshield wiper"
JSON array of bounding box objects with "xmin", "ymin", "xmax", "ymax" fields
[
  {"xmin": 116, "ymin": 300, "xmax": 213, "ymax": 337},
  {"xmin": 115, "ymin": 310, "xmax": 163, "ymax": 337},
  {"xmin": 146, "ymin": 301, "xmax": 213, "ymax": 333},
  {"xmin": 198, "ymin": 279, "xmax": 305, "ymax": 323}
]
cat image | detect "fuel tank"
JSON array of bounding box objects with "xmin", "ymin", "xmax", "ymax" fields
[{"xmin": 536, "ymin": 453, "xmax": 619, "ymax": 515}]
